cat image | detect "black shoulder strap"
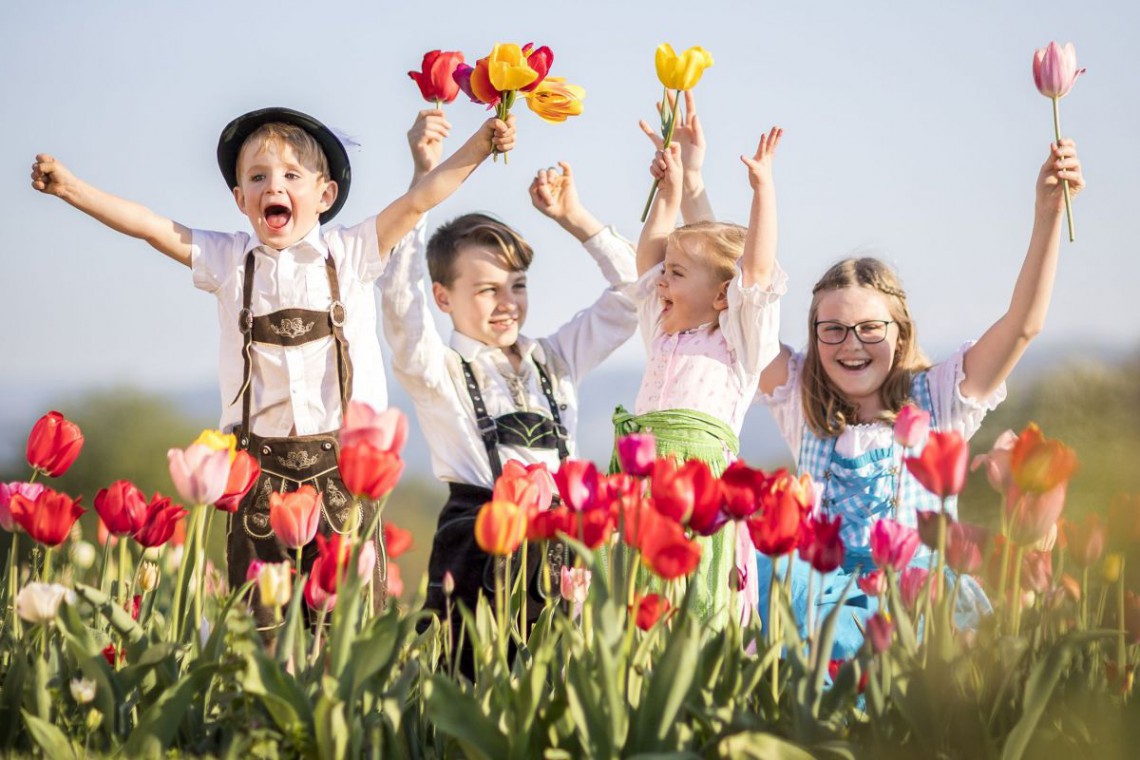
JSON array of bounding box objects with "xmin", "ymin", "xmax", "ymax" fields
[{"xmin": 458, "ymin": 358, "xmax": 503, "ymax": 480}]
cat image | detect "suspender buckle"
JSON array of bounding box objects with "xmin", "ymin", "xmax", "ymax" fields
[
  {"xmin": 476, "ymin": 417, "xmax": 498, "ymax": 440},
  {"xmin": 238, "ymin": 308, "xmax": 254, "ymax": 334},
  {"xmin": 329, "ymin": 300, "xmax": 347, "ymax": 327},
  {"xmin": 554, "ymin": 422, "xmax": 570, "ymax": 441}
]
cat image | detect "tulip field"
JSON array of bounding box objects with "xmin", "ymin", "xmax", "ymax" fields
[{"xmin": 0, "ymin": 407, "xmax": 1138, "ymax": 758}]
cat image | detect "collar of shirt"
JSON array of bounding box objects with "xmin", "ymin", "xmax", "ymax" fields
[
  {"xmin": 241, "ymin": 222, "xmax": 328, "ymax": 262},
  {"xmin": 448, "ymin": 331, "xmax": 545, "ymax": 367}
]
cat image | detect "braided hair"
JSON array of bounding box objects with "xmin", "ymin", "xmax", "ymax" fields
[{"xmin": 801, "ymin": 258, "xmax": 931, "ymax": 438}]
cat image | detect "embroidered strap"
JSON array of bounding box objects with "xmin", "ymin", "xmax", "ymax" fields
[
  {"xmin": 610, "ymin": 405, "xmax": 739, "ymax": 476},
  {"xmin": 458, "ymin": 354, "xmax": 569, "ymax": 480},
  {"xmin": 232, "ymin": 251, "xmax": 353, "ymax": 447}
]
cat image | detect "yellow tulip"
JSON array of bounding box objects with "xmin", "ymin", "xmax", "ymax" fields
[
  {"xmin": 525, "ymin": 78, "xmax": 586, "ymax": 123},
  {"xmin": 655, "ymin": 44, "xmax": 714, "ymax": 91},
  {"xmin": 487, "ymin": 43, "xmax": 539, "ymax": 93},
  {"xmin": 193, "ymin": 429, "xmax": 238, "ymax": 462},
  {"xmin": 1103, "ymin": 552, "xmax": 1124, "ymax": 584}
]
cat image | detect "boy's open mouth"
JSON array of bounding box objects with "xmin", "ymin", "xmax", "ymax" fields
[{"xmin": 264, "ymin": 204, "xmax": 292, "ymax": 230}]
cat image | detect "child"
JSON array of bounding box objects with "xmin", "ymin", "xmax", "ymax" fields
[
  {"xmin": 753, "ymin": 139, "xmax": 1086, "ymax": 657},
  {"xmin": 379, "ymin": 110, "xmax": 641, "ymax": 669},
  {"xmin": 617, "ymin": 125, "xmax": 787, "ymax": 622},
  {"xmin": 30, "ymin": 107, "xmax": 514, "ymax": 627}
]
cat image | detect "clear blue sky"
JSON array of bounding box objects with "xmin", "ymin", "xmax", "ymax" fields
[{"xmin": 2, "ymin": 0, "xmax": 1136, "ymax": 413}]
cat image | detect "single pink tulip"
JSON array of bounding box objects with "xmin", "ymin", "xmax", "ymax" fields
[
  {"xmin": 560, "ymin": 566, "xmax": 591, "ymax": 619},
  {"xmin": 869, "ymin": 518, "xmax": 921, "ymax": 571},
  {"xmin": 867, "ymin": 612, "xmax": 894, "ymax": 654},
  {"xmin": 616, "ymin": 433, "xmax": 657, "ymax": 477},
  {"xmin": 1006, "ymin": 482, "xmax": 1067, "ymax": 547},
  {"xmin": 858, "ymin": 568, "xmax": 886, "ymax": 597},
  {"xmin": 1020, "ymin": 550, "xmax": 1053, "ymax": 594},
  {"xmin": 899, "ymin": 566, "xmax": 938, "ymax": 609},
  {"xmin": 946, "ymin": 521, "xmax": 987, "ymax": 575},
  {"xmin": 893, "ymin": 404, "xmax": 931, "ymax": 449},
  {"xmin": 340, "ymin": 402, "xmax": 408, "ymax": 455},
  {"xmin": 167, "ymin": 443, "xmax": 231, "ymax": 506},
  {"xmin": 970, "ymin": 430, "xmax": 1017, "ymax": 496},
  {"xmin": 1033, "ymin": 42, "xmax": 1085, "ymax": 99}
]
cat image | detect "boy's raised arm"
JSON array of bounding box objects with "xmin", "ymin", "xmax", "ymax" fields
[
  {"xmin": 529, "ymin": 161, "xmax": 604, "ymax": 243},
  {"xmin": 31, "ymin": 154, "xmax": 193, "ymax": 266},
  {"xmin": 373, "ymin": 116, "xmax": 515, "ymax": 256}
]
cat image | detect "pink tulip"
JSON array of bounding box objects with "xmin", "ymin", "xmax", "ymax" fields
[
  {"xmin": 946, "ymin": 521, "xmax": 986, "ymax": 575},
  {"xmin": 616, "ymin": 433, "xmax": 657, "ymax": 477},
  {"xmin": 858, "ymin": 568, "xmax": 886, "ymax": 597},
  {"xmin": 900, "ymin": 566, "xmax": 937, "ymax": 609},
  {"xmin": 0, "ymin": 482, "xmax": 44, "ymax": 532},
  {"xmin": 340, "ymin": 402, "xmax": 408, "ymax": 455},
  {"xmin": 870, "ymin": 518, "xmax": 920, "ymax": 571},
  {"xmin": 1020, "ymin": 550, "xmax": 1053, "ymax": 594},
  {"xmin": 167, "ymin": 443, "xmax": 231, "ymax": 506},
  {"xmin": 867, "ymin": 612, "xmax": 894, "ymax": 654},
  {"xmin": 970, "ymin": 430, "xmax": 1017, "ymax": 496},
  {"xmin": 1007, "ymin": 482, "xmax": 1067, "ymax": 547},
  {"xmin": 560, "ymin": 566, "xmax": 591, "ymax": 619},
  {"xmin": 893, "ymin": 404, "xmax": 930, "ymax": 449},
  {"xmin": 1033, "ymin": 42, "xmax": 1085, "ymax": 99},
  {"xmin": 304, "ymin": 566, "xmax": 336, "ymax": 612}
]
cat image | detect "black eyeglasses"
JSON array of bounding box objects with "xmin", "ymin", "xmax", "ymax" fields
[{"xmin": 814, "ymin": 320, "xmax": 895, "ymax": 345}]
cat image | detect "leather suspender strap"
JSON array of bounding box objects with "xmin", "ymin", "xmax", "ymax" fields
[
  {"xmin": 232, "ymin": 250, "xmax": 353, "ymax": 448},
  {"xmin": 324, "ymin": 256, "xmax": 353, "ymax": 412},
  {"xmin": 532, "ymin": 359, "xmax": 570, "ymax": 462},
  {"xmin": 459, "ymin": 358, "xmax": 504, "ymax": 480}
]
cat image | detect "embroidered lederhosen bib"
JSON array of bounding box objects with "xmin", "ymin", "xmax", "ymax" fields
[{"xmin": 228, "ymin": 249, "xmax": 386, "ymax": 629}]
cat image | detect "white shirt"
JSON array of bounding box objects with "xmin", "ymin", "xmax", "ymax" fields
[
  {"xmin": 758, "ymin": 342, "xmax": 1007, "ymax": 462},
  {"xmin": 191, "ymin": 218, "xmax": 393, "ymax": 436},
  {"xmin": 632, "ymin": 264, "xmax": 787, "ymax": 434},
  {"xmin": 378, "ymin": 223, "xmax": 640, "ymax": 489}
]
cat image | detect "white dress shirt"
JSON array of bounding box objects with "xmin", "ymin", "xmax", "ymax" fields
[
  {"xmin": 191, "ymin": 218, "xmax": 393, "ymax": 436},
  {"xmin": 379, "ymin": 223, "xmax": 640, "ymax": 489}
]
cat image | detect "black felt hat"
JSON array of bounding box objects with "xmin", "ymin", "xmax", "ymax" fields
[{"xmin": 217, "ymin": 107, "xmax": 351, "ymax": 224}]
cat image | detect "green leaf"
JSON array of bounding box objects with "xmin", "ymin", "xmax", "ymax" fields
[
  {"xmin": 241, "ymin": 648, "xmax": 315, "ymax": 753},
  {"xmin": 629, "ymin": 610, "xmax": 699, "ymax": 751},
  {"xmin": 566, "ymin": 653, "xmax": 609, "ymax": 759},
  {"xmin": 22, "ymin": 711, "xmax": 77, "ymax": 759},
  {"xmin": 425, "ymin": 674, "xmax": 508, "ymax": 760},
  {"xmin": 123, "ymin": 663, "xmax": 218, "ymax": 756},
  {"xmin": 714, "ymin": 731, "xmax": 817, "ymax": 759}
]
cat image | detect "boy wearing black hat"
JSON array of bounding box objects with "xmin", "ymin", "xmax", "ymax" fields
[{"xmin": 30, "ymin": 108, "xmax": 515, "ymax": 626}]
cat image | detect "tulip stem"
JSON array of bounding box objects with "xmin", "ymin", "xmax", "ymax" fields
[
  {"xmin": 41, "ymin": 547, "xmax": 53, "ymax": 583},
  {"xmin": 117, "ymin": 539, "xmax": 129, "ymax": 607},
  {"xmin": 1052, "ymin": 96, "xmax": 1075, "ymax": 242},
  {"xmin": 1011, "ymin": 546, "xmax": 1026, "ymax": 636},
  {"xmin": 6, "ymin": 533, "xmax": 20, "ymax": 644},
  {"xmin": 640, "ymin": 89, "xmax": 681, "ymax": 222},
  {"xmin": 97, "ymin": 535, "xmax": 111, "ymax": 597},
  {"xmin": 1117, "ymin": 555, "xmax": 1127, "ymax": 674}
]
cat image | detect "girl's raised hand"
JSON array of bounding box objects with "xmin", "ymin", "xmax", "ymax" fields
[
  {"xmin": 639, "ymin": 90, "xmax": 706, "ymax": 180},
  {"xmin": 407, "ymin": 109, "xmax": 452, "ymax": 176},
  {"xmin": 740, "ymin": 127, "xmax": 783, "ymax": 190},
  {"xmin": 529, "ymin": 161, "xmax": 579, "ymax": 221},
  {"xmin": 1036, "ymin": 138, "xmax": 1085, "ymax": 213}
]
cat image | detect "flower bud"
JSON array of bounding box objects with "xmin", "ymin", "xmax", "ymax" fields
[
  {"xmin": 442, "ymin": 570, "xmax": 455, "ymax": 597},
  {"xmin": 70, "ymin": 677, "xmax": 96, "ymax": 705},
  {"xmin": 257, "ymin": 562, "xmax": 293, "ymax": 608},
  {"xmin": 69, "ymin": 541, "xmax": 97, "ymax": 571},
  {"xmin": 137, "ymin": 561, "xmax": 160, "ymax": 593}
]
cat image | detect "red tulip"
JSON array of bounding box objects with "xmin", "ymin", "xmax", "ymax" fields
[
  {"xmin": 651, "ymin": 457, "xmax": 722, "ymax": 532},
  {"xmin": 474, "ymin": 499, "xmax": 527, "ymax": 557},
  {"xmin": 746, "ymin": 471, "xmax": 811, "ymax": 557},
  {"xmin": 520, "ymin": 43, "xmax": 553, "ymax": 92},
  {"xmin": 867, "ymin": 612, "xmax": 894, "ymax": 654},
  {"xmin": 338, "ymin": 440, "xmax": 404, "ymax": 500},
  {"xmin": 26, "ymin": 411, "xmax": 84, "ymax": 477},
  {"xmin": 915, "ymin": 510, "xmax": 949, "ymax": 550},
  {"xmin": 9, "ymin": 488, "xmax": 84, "ymax": 547},
  {"xmin": 858, "ymin": 568, "xmax": 886, "ymax": 597},
  {"xmin": 870, "ymin": 518, "xmax": 920, "ymax": 571},
  {"xmin": 408, "ymin": 50, "xmax": 465, "ymax": 105},
  {"xmin": 304, "ymin": 565, "xmax": 336, "ymax": 612},
  {"xmin": 94, "ymin": 480, "xmax": 148, "ymax": 536},
  {"xmin": 1010, "ymin": 423, "xmax": 1078, "ymax": 495},
  {"xmin": 904, "ymin": 430, "xmax": 968, "ymax": 498},
  {"xmin": 800, "ymin": 514, "xmax": 845, "ymax": 573},
  {"xmin": 554, "ymin": 460, "xmax": 600, "ymax": 512},
  {"xmin": 384, "ymin": 522, "xmax": 413, "ymax": 559},
  {"xmin": 132, "ymin": 494, "xmax": 189, "ymax": 548},
  {"xmin": 572, "ymin": 507, "xmax": 616, "ymax": 550},
  {"xmin": 1059, "ymin": 514, "xmax": 1104, "ymax": 569},
  {"xmin": 1032, "ymin": 42, "xmax": 1085, "ymax": 99},
  {"xmin": 0, "ymin": 482, "xmax": 44, "ymax": 532},
  {"xmin": 215, "ymin": 451, "xmax": 260, "ymax": 513},
  {"xmin": 893, "ymin": 404, "xmax": 930, "ymax": 449},
  {"xmin": 633, "ymin": 593, "xmax": 671, "ymax": 631},
  {"xmin": 641, "ymin": 517, "xmax": 701, "ymax": 580},
  {"xmin": 719, "ymin": 460, "xmax": 766, "ymax": 521},
  {"xmin": 314, "ymin": 534, "xmax": 351, "ymax": 594},
  {"xmin": 386, "ymin": 562, "xmax": 404, "ymax": 599},
  {"xmin": 828, "ymin": 659, "xmax": 869, "ymax": 692},
  {"xmin": 527, "ymin": 505, "xmax": 572, "ymax": 542},
  {"xmin": 616, "ymin": 433, "xmax": 657, "ymax": 477},
  {"xmin": 268, "ymin": 485, "xmax": 322, "ymax": 550},
  {"xmin": 340, "ymin": 403, "xmax": 408, "ymax": 455},
  {"xmin": 494, "ymin": 460, "xmax": 553, "ymax": 515}
]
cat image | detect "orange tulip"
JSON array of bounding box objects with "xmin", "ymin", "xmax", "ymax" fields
[
  {"xmin": 268, "ymin": 485, "xmax": 322, "ymax": 550},
  {"xmin": 474, "ymin": 499, "xmax": 527, "ymax": 556},
  {"xmin": 493, "ymin": 460, "xmax": 553, "ymax": 515},
  {"xmin": 1010, "ymin": 423, "xmax": 1078, "ymax": 494}
]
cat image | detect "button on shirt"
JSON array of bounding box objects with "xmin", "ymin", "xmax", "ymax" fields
[
  {"xmin": 379, "ymin": 223, "xmax": 640, "ymax": 489},
  {"xmin": 191, "ymin": 218, "xmax": 391, "ymax": 437}
]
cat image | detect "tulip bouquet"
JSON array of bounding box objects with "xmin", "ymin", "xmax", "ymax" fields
[
  {"xmin": 641, "ymin": 43, "xmax": 714, "ymax": 221},
  {"xmin": 451, "ymin": 42, "xmax": 584, "ymax": 161},
  {"xmin": 1032, "ymin": 41, "xmax": 1085, "ymax": 242}
]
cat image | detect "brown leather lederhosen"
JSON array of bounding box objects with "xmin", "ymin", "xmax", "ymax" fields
[{"xmin": 228, "ymin": 249, "xmax": 386, "ymax": 629}]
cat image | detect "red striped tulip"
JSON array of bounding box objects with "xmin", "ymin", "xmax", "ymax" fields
[
  {"xmin": 408, "ymin": 50, "xmax": 465, "ymax": 105},
  {"xmin": 94, "ymin": 480, "xmax": 147, "ymax": 536},
  {"xmin": 870, "ymin": 518, "xmax": 921, "ymax": 571},
  {"xmin": 1033, "ymin": 42, "xmax": 1085, "ymax": 99},
  {"xmin": 893, "ymin": 404, "xmax": 930, "ymax": 449},
  {"xmin": 904, "ymin": 430, "xmax": 968, "ymax": 498},
  {"xmin": 26, "ymin": 411, "xmax": 84, "ymax": 478},
  {"xmin": 10, "ymin": 488, "xmax": 84, "ymax": 547},
  {"xmin": 168, "ymin": 443, "xmax": 231, "ymax": 506},
  {"xmin": 132, "ymin": 494, "xmax": 188, "ymax": 548},
  {"xmin": 268, "ymin": 486, "xmax": 322, "ymax": 550},
  {"xmin": 474, "ymin": 499, "xmax": 527, "ymax": 556},
  {"xmin": 214, "ymin": 450, "xmax": 260, "ymax": 513}
]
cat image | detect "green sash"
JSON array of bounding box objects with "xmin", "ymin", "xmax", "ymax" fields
[{"xmin": 611, "ymin": 405, "xmax": 739, "ymax": 476}]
